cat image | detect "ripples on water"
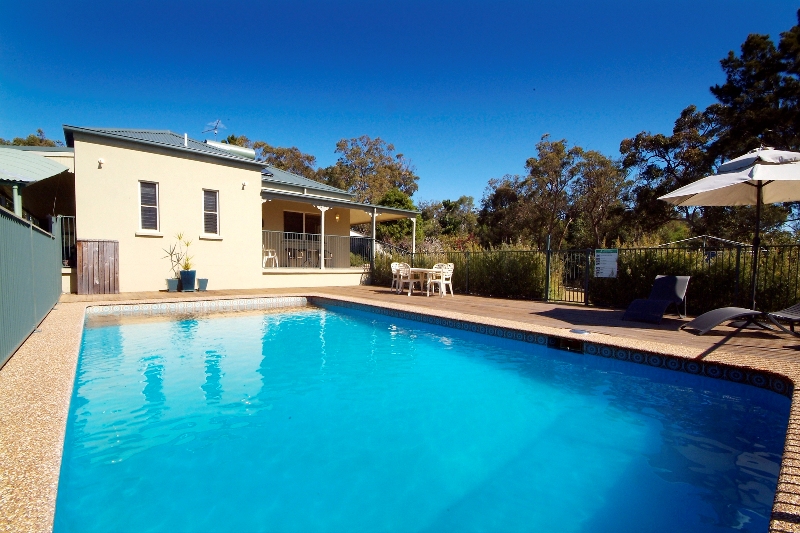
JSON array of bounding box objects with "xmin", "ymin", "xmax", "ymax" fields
[{"xmin": 54, "ymin": 306, "xmax": 790, "ymax": 533}]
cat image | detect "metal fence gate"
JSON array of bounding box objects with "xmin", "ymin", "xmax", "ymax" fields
[{"xmin": 546, "ymin": 249, "xmax": 592, "ymax": 304}]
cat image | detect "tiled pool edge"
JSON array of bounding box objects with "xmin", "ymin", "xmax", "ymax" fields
[
  {"xmin": 312, "ymin": 297, "xmax": 794, "ymax": 398},
  {"xmin": 83, "ymin": 294, "xmax": 794, "ymax": 398},
  {"xmin": 85, "ymin": 296, "xmax": 309, "ymax": 318},
  {"xmin": 3, "ymin": 292, "xmax": 800, "ymax": 533}
]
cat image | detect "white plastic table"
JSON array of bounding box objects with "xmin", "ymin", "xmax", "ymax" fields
[{"xmin": 407, "ymin": 267, "xmax": 443, "ymax": 296}]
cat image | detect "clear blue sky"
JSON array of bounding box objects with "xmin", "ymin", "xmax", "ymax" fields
[{"xmin": 1, "ymin": 1, "xmax": 797, "ymax": 203}]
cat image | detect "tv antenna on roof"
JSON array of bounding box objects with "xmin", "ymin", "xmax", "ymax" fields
[{"xmin": 202, "ymin": 119, "xmax": 227, "ymax": 140}]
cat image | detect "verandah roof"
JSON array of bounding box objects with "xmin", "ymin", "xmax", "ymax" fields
[
  {"xmin": 260, "ymin": 188, "xmax": 418, "ymax": 225},
  {"xmin": 0, "ymin": 147, "xmax": 69, "ymax": 185}
]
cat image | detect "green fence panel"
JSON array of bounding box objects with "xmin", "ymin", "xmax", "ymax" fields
[{"xmin": 0, "ymin": 210, "xmax": 61, "ymax": 368}]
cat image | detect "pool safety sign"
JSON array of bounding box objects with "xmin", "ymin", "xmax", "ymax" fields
[{"xmin": 594, "ymin": 249, "xmax": 618, "ymax": 278}]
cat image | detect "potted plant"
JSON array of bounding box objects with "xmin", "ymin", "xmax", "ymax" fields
[
  {"xmin": 163, "ymin": 233, "xmax": 195, "ymax": 292},
  {"xmin": 179, "ymin": 254, "xmax": 196, "ymax": 292},
  {"xmin": 166, "ymin": 277, "xmax": 179, "ymax": 292}
]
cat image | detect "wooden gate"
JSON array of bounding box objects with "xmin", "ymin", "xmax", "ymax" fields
[{"xmin": 76, "ymin": 240, "xmax": 119, "ymax": 295}]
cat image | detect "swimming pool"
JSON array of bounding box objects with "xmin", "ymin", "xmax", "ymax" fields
[{"xmin": 54, "ymin": 302, "xmax": 790, "ymax": 533}]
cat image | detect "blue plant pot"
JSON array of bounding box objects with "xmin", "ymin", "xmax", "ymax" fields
[
  {"xmin": 166, "ymin": 278, "xmax": 179, "ymax": 292},
  {"xmin": 180, "ymin": 270, "xmax": 196, "ymax": 292},
  {"xmin": 198, "ymin": 278, "xmax": 208, "ymax": 291}
]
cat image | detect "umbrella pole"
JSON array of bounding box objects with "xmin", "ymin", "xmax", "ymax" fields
[{"xmin": 749, "ymin": 182, "xmax": 762, "ymax": 310}]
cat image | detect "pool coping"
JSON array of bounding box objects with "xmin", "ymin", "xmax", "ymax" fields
[{"xmin": 2, "ymin": 291, "xmax": 800, "ymax": 533}]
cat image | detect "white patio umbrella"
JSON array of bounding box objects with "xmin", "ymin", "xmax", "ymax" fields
[{"xmin": 658, "ymin": 147, "xmax": 800, "ymax": 310}]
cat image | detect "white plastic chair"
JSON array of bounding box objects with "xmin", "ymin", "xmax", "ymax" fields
[
  {"xmin": 424, "ymin": 263, "xmax": 445, "ymax": 296},
  {"xmin": 390, "ymin": 262, "xmax": 401, "ymax": 292},
  {"xmin": 263, "ymin": 248, "xmax": 279, "ymax": 268},
  {"xmin": 396, "ymin": 263, "xmax": 420, "ymax": 296},
  {"xmin": 427, "ymin": 263, "xmax": 454, "ymax": 297}
]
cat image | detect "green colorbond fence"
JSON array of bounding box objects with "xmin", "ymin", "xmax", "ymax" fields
[{"xmin": 0, "ymin": 209, "xmax": 61, "ymax": 368}]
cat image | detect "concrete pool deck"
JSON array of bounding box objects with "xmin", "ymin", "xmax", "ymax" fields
[{"xmin": 2, "ymin": 286, "xmax": 800, "ymax": 532}]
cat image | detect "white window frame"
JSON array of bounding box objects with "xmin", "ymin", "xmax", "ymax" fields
[
  {"xmin": 202, "ymin": 189, "xmax": 220, "ymax": 236},
  {"xmin": 139, "ymin": 181, "xmax": 159, "ymax": 232}
]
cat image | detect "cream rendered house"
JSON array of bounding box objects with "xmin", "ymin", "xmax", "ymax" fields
[{"xmin": 13, "ymin": 126, "xmax": 417, "ymax": 293}]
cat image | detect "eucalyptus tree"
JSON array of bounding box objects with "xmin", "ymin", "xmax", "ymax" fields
[
  {"xmin": 522, "ymin": 135, "xmax": 582, "ymax": 249},
  {"xmin": 0, "ymin": 129, "xmax": 62, "ymax": 146},
  {"xmin": 619, "ymin": 106, "xmax": 717, "ymax": 238},
  {"xmin": 375, "ymin": 188, "xmax": 418, "ymax": 244},
  {"xmin": 225, "ymin": 134, "xmax": 319, "ymax": 180},
  {"xmin": 253, "ymin": 142, "xmax": 318, "ymax": 180},
  {"xmin": 477, "ymin": 175, "xmax": 529, "ymax": 246},
  {"xmin": 708, "ymin": 12, "xmax": 800, "ymax": 159},
  {"xmin": 319, "ymin": 135, "xmax": 419, "ymax": 204},
  {"xmin": 573, "ymin": 151, "xmax": 629, "ymax": 248}
]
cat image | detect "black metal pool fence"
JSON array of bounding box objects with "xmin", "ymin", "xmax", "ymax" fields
[{"xmin": 373, "ymin": 244, "xmax": 800, "ymax": 316}]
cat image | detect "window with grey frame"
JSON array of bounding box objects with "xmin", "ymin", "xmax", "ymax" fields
[
  {"xmin": 140, "ymin": 181, "xmax": 159, "ymax": 231},
  {"xmin": 203, "ymin": 189, "xmax": 219, "ymax": 234}
]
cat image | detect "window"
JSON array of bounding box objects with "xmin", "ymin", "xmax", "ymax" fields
[
  {"xmin": 305, "ymin": 214, "xmax": 321, "ymax": 234},
  {"xmin": 283, "ymin": 211, "xmax": 304, "ymax": 234},
  {"xmin": 203, "ymin": 190, "xmax": 219, "ymax": 234},
  {"xmin": 140, "ymin": 182, "xmax": 159, "ymax": 231},
  {"xmin": 283, "ymin": 211, "xmax": 321, "ymax": 234}
]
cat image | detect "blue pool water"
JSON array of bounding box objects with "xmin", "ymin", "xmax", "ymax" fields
[{"xmin": 54, "ymin": 304, "xmax": 790, "ymax": 533}]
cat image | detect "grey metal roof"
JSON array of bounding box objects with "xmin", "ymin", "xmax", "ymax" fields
[
  {"xmin": 63, "ymin": 125, "xmax": 258, "ymax": 164},
  {"xmin": 261, "ymin": 166, "xmax": 353, "ymax": 197},
  {"xmin": 260, "ymin": 188, "xmax": 419, "ymax": 223},
  {"xmin": 63, "ymin": 125, "xmax": 353, "ymax": 197},
  {"xmin": 0, "ymin": 147, "xmax": 69, "ymax": 184},
  {"xmin": 1, "ymin": 146, "xmax": 73, "ymax": 153}
]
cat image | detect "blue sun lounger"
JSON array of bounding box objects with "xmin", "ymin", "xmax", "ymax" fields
[
  {"xmin": 769, "ymin": 303, "xmax": 800, "ymax": 334},
  {"xmin": 680, "ymin": 307, "xmax": 766, "ymax": 335},
  {"xmin": 681, "ymin": 303, "xmax": 800, "ymax": 336},
  {"xmin": 622, "ymin": 275, "xmax": 690, "ymax": 324}
]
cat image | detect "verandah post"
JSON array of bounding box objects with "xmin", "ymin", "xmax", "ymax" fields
[
  {"xmin": 411, "ymin": 217, "xmax": 416, "ymax": 254},
  {"xmin": 370, "ymin": 207, "xmax": 376, "ymax": 284},
  {"xmin": 316, "ymin": 205, "xmax": 329, "ymax": 270}
]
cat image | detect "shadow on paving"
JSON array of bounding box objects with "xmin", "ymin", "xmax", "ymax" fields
[{"xmin": 533, "ymin": 307, "xmax": 686, "ymax": 331}]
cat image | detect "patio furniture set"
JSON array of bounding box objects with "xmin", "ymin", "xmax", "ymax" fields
[{"xmin": 390, "ymin": 262, "xmax": 454, "ymax": 298}]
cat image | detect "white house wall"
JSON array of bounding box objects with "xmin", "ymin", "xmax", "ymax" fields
[{"xmin": 73, "ymin": 135, "xmax": 264, "ymax": 292}]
